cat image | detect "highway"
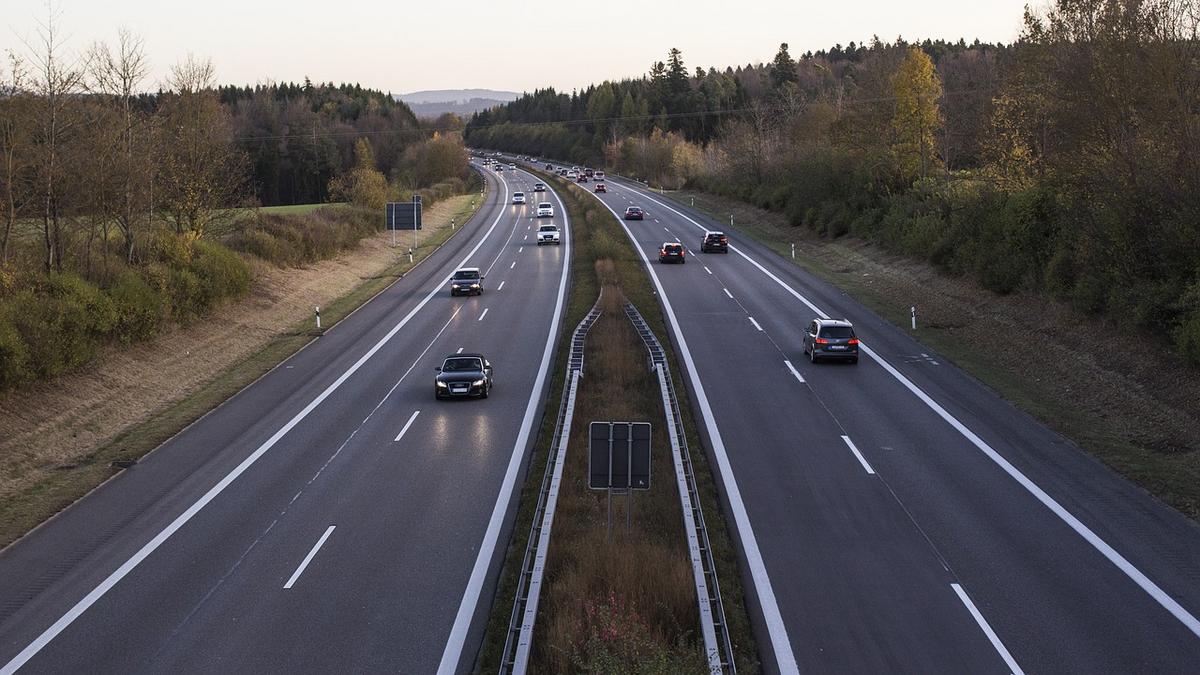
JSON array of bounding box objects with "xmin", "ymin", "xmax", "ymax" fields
[
  {"xmin": 0, "ymin": 162, "xmax": 570, "ymax": 674},
  {"xmin": 571, "ymin": 171, "xmax": 1200, "ymax": 674}
]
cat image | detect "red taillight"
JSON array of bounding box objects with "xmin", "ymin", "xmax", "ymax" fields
[
  {"xmin": 848, "ymin": 338, "xmax": 859, "ymax": 345},
  {"xmin": 814, "ymin": 338, "xmax": 829, "ymax": 344}
]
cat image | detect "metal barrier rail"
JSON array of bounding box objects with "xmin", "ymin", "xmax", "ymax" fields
[
  {"xmin": 499, "ymin": 295, "xmax": 604, "ymax": 674},
  {"xmin": 625, "ymin": 301, "xmax": 737, "ymax": 675}
]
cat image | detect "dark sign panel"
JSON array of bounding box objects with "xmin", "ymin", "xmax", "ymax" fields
[
  {"xmin": 386, "ymin": 201, "xmax": 422, "ymax": 230},
  {"xmin": 589, "ymin": 422, "xmax": 651, "ymax": 490}
]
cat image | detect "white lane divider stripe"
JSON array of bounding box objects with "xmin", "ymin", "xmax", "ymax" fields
[
  {"xmin": 840, "ymin": 435, "xmax": 875, "ymax": 475},
  {"xmin": 393, "ymin": 410, "xmax": 421, "ymax": 442},
  {"xmin": 952, "ymin": 583, "xmax": 1025, "ymax": 675},
  {"xmin": 497, "ymin": 281, "xmax": 506, "ymax": 291},
  {"xmin": 284, "ymin": 525, "xmax": 336, "ymax": 589},
  {"xmin": 723, "ymin": 288, "xmax": 734, "ymax": 299},
  {"xmin": 784, "ymin": 360, "xmax": 805, "ymax": 384},
  {"xmin": 478, "ymin": 308, "xmax": 489, "ymax": 322},
  {"xmin": 509, "ymin": 261, "xmax": 516, "ymax": 269},
  {"xmin": 456, "ymin": 347, "xmax": 464, "ymax": 354},
  {"xmin": 748, "ymin": 316, "xmax": 763, "ymax": 332},
  {"xmin": 518, "ymin": 246, "xmax": 524, "ymax": 253},
  {"xmin": 704, "ymin": 266, "xmax": 712, "ymax": 275}
]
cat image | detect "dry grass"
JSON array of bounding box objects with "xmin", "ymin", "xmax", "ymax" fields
[
  {"xmin": 671, "ymin": 187, "xmax": 1200, "ymax": 521},
  {"xmin": 0, "ymin": 194, "xmax": 480, "ymax": 547}
]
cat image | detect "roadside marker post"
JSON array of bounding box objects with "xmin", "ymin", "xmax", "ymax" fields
[
  {"xmin": 315, "ymin": 306, "xmax": 321, "ymax": 330},
  {"xmin": 911, "ymin": 306, "xmax": 917, "ymax": 331},
  {"xmin": 791, "ymin": 243, "xmax": 795, "ymax": 260}
]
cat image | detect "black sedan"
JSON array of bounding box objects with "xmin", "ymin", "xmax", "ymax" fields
[{"xmin": 435, "ymin": 354, "xmax": 494, "ymax": 399}]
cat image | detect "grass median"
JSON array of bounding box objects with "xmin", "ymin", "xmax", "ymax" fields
[{"xmin": 476, "ymin": 172, "xmax": 759, "ymax": 672}]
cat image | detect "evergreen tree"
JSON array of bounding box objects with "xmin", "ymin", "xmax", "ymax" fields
[{"xmin": 770, "ymin": 43, "xmax": 798, "ymax": 88}]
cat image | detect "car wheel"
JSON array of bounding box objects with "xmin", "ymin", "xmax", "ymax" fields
[
  {"xmin": 480, "ymin": 384, "xmax": 489, "ymax": 399},
  {"xmin": 850, "ymin": 357, "xmax": 859, "ymax": 365},
  {"xmin": 810, "ymin": 347, "xmax": 818, "ymax": 364}
]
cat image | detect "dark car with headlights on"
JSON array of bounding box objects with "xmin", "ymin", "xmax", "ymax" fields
[
  {"xmin": 449, "ymin": 267, "xmax": 483, "ymax": 296},
  {"xmin": 435, "ymin": 354, "xmax": 493, "ymax": 399},
  {"xmin": 624, "ymin": 206, "xmax": 644, "ymax": 220},
  {"xmin": 802, "ymin": 318, "xmax": 859, "ymax": 364}
]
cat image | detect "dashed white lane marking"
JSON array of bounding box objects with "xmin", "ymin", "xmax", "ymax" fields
[
  {"xmin": 497, "ymin": 281, "xmax": 506, "ymax": 291},
  {"xmin": 664, "ymin": 226, "xmax": 670, "ymax": 232},
  {"xmin": 723, "ymin": 288, "xmax": 734, "ymax": 299},
  {"xmin": 283, "ymin": 525, "xmax": 336, "ymax": 589},
  {"xmin": 478, "ymin": 308, "xmax": 490, "ymax": 322},
  {"xmin": 784, "ymin": 360, "xmax": 805, "ymax": 384},
  {"xmin": 952, "ymin": 583, "xmax": 1025, "ymax": 675},
  {"xmin": 518, "ymin": 246, "xmax": 524, "ymax": 253},
  {"xmin": 748, "ymin": 316, "xmax": 763, "ymax": 332},
  {"xmin": 509, "ymin": 261, "xmax": 516, "ymax": 269},
  {"xmin": 394, "ymin": 410, "xmax": 421, "ymax": 442},
  {"xmin": 704, "ymin": 266, "xmax": 712, "ymax": 275},
  {"xmin": 840, "ymin": 435, "xmax": 875, "ymax": 475},
  {"xmin": 456, "ymin": 347, "xmax": 464, "ymax": 354}
]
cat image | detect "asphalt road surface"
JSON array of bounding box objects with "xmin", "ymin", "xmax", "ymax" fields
[
  {"xmin": 0, "ymin": 163, "xmax": 570, "ymax": 674},
  {"xmin": 573, "ymin": 171, "xmax": 1200, "ymax": 674}
]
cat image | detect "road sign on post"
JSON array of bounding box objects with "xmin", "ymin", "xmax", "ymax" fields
[
  {"xmin": 588, "ymin": 422, "xmax": 651, "ymax": 490},
  {"xmin": 386, "ymin": 201, "xmax": 422, "ymax": 231}
]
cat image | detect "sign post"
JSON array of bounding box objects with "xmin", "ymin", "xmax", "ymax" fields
[{"xmin": 589, "ymin": 422, "xmax": 651, "ymax": 538}]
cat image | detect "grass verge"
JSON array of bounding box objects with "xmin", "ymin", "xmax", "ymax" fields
[
  {"xmin": 475, "ymin": 172, "xmax": 759, "ymax": 672},
  {"xmin": 0, "ymin": 193, "xmax": 484, "ymax": 548},
  {"xmin": 661, "ymin": 186, "xmax": 1200, "ymax": 522}
]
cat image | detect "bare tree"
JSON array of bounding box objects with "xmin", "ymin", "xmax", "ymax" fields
[
  {"xmin": 89, "ymin": 29, "xmax": 150, "ymax": 263},
  {"xmin": 0, "ymin": 51, "xmax": 33, "ymax": 263},
  {"xmin": 166, "ymin": 54, "xmax": 216, "ymax": 94},
  {"xmin": 23, "ymin": 3, "xmax": 89, "ymax": 273}
]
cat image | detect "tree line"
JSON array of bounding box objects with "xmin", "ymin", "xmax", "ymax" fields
[
  {"xmin": 467, "ymin": 0, "xmax": 1200, "ymax": 364},
  {"xmin": 0, "ymin": 11, "xmax": 472, "ymax": 391}
]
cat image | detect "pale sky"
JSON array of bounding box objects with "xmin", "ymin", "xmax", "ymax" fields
[{"xmin": 4, "ymin": 0, "xmax": 1033, "ymax": 95}]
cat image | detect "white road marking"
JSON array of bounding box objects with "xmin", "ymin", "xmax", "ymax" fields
[
  {"xmin": 840, "ymin": 435, "xmax": 875, "ymax": 475},
  {"xmin": 583, "ymin": 189, "xmax": 799, "ymax": 675},
  {"xmin": 674, "ymin": 237, "xmax": 681, "ymax": 243},
  {"xmin": 456, "ymin": 347, "xmax": 464, "ymax": 354},
  {"xmin": 664, "ymin": 226, "xmax": 670, "ymax": 232},
  {"xmin": 0, "ymin": 174, "xmax": 521, "ymax": 675},
  {"xmin": 952, "ymin": 583, "xmax": 1025, "ymax": 675},
  {"xmin": 478, "ymin": 308, "xmax": 489, "ymax": 322},
  {"xmin": 497, "ymin": 281, "xmax": 506, "ymax": 291},
  {"xmin": 438, "ymin": 176, "xmax": 574, "ymax": 675},
  {"xmin": 748, "ymin": 316, "xmax": 763, "ymax": 331},
  {"xmin": 723, "ymin": 288, "xmax": 734, "ymax": 299},
  {"xmin": 624, "ymin": 183, "xmax": 1200, "ymax": 641},
  {"xmin": 283, "ymin": 526, "xmax": 336, "ymax": 589},
  {"xmin": 509, "ymin": 261, "xmax": 516, "ymax": 269},
  {"xmin": 393, "ymin": 410, "xmax": 421, "ymax": 443},
  {"xmin": 704, "ymin": 266, "xmax": 712, "ymax": 275},
  {"xmin": 784, "ymin": 360, "xmax": 805, "ymax": 384}
]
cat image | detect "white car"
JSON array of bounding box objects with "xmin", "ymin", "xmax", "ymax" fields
[
  {"xmin": 536, "ymin": 202, "xmax": 554, "ymax": 217},
  {"xmin": 536, "ymin": 224, "xmax": 561, "ymax": 245},
  {"xmin": 509, "ymin": 163, "xmax": 516, "ymax": 169},
  {"xmin": 512, "ymin": 192, "xmax": 526, "ymax": 204},
  {"xmin": 566, "ymin": 171, "xmax": 578, "ymax": 179},
  {"xmin": 533, "ymin": 182, "xmax": 546, "ymax": 192},
  {"xmin": 595, "ymin": 171, "xmax": 606, "ymax": 180}
]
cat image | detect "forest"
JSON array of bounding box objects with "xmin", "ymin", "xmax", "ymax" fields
[{"xmin": 466, "ymin": 0, "xmax": 1200, "ymax": 363}]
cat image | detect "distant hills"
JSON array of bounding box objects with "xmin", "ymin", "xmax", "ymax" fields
[{"xmin": 397, "ymin": 89, "xmax": 520, "ymax": 118}]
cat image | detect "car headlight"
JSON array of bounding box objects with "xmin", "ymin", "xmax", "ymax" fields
[
  {"xmin": 451, "ymin": 283, "xmax": 460, "ymax": 288},
  {"xmin": 471, "ymin": 283, "xmax": 480, "ymax": 288},
  {"xmin": 472, "ymin": 379, "xmax": 485, "ymax": 387},
  {"xmin": 437, "ymin": 381, "xmax": 448, "ymax": 388}
]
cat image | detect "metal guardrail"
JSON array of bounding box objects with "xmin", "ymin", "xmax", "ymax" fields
[
  {"xmin": 499, "ymin": 294, "xmax": 604, "ymax": 674},
  {"xmin": 625, "ymin": 301, "xmax": 737, "ymax": 675}
]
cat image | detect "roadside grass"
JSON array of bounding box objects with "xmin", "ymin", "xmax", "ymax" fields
[
  {"xmin": 664, "ymin": 187, "xmax": 1200, "ymax": 522},
  {"xmin": 0, "ymin": 193, "xmax": 483, "ymax": 548},
  {"xmin": 475, "ymin": 172, "xmax": 759, "ymax": 672}
]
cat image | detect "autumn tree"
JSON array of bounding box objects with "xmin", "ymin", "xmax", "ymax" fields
[
  {"xmin": 329, "ymin": 138, "xmax": 389, "ymax": 210},
  {"xmin": 890, "ymin": 46, "xmax": 943, "ymax": 180}
]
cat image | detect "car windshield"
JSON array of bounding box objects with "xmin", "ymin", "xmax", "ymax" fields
[
  {"xmin": 664, "ymin": 244, "xmax": 682, "ymax": 252},
  {"xmin": 453, "ymin": 270, "xmax": 479, "ymax": 281},
  {"xmin": 820, "ymin": 326, "xmax": 855, "ymax": 339},
  {"xmin": 442, "ymin": 357, "xmax": 483, "ymax": 372},
  {"xmin": 539, "ymin": 225, "xmax": 557, "ymax": 232}
]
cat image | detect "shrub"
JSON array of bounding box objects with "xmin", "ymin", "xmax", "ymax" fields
[
  {"xmin": 107, "ymin": 271, "xmax": 166, "ymax": 344},
  {"xmin": 1174, "ymin": 310, "xmax": 1200, "ymax": 365},
  {"xmin": 0, "ymin": 306, "xmax": 31, "ymax": 389}
]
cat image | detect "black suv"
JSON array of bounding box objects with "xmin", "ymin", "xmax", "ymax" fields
[
  {"xmin": 802, "ymin": 318, "xmax": 859, "ymax": 364},
  {"xmin": 701, "ymin": 231, "xmax": 728, "ymax": 253},
  {"xmin": 435, "ymin": 354, "xmax": 493, "ymax": 399}
]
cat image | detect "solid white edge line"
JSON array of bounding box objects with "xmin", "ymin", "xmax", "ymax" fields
[
  {"xmin": 0, "ymin": 173, "xmax": 517, "ymax": 675},
  {"xmin": 840, "ymin": 435, "xmax": 875, "ymax": 475},
  {"xmin": 393, "ymin": 410, "xmax": 421, "ymax": 443},
  {"xmin": 588, "ymin": 188, "xmax": 799, "ymax": 675},
  {"xmin": 283, "ymin": 525, "xmax": 336, "ymax": 589},
  {"xmin": 436, "ymin": 172, "xmax": 573, "ymax": 675},
  {"xmin": 623, "ymin": 181, "xmax": 1200, "ymax": 640},
  {"xmin": 783, "ymin": 360, "xmax": 805, "ymax": 384},
  {"xmin": 952, "ymin": 583, "xmax": 1025, "ymax": 675},
  {"xmin": 748, "ymin": 316, "xmax": 764, "ymax": 332},
  {"xmin": 478, "ymin": 308, "xmax": 489, "ymax": 322}
]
